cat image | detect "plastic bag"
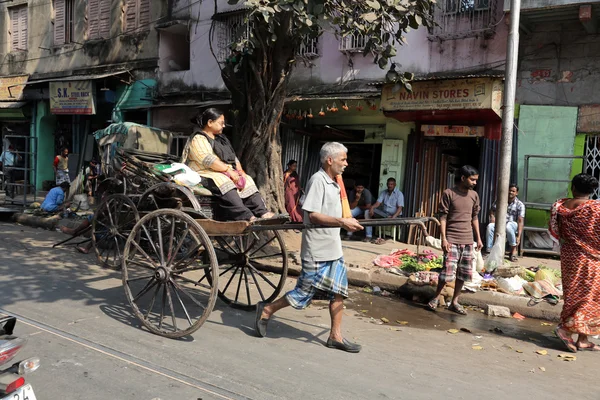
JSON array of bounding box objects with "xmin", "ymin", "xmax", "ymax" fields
[
  {"xmin": 474, "ymin": 248, "xmax": 485, "ymax": 273},
  {"xmin": 484, "ymin": 241, "xmax": 504, "ymax": 273},
  {"xmin": 497, "ymin": 276, "xmax": 526, "ymax": 295}
]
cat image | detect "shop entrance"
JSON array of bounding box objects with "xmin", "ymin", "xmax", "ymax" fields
[
  {"xmin": 342, "ymin": 143, "xmax": 382, "ymax": 198},
  {"xmin": 403, "ymin": 132, "xmax": 499, "ymax": 243}
]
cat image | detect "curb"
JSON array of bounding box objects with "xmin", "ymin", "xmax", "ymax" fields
[{"xmin": 288, "ymin": 255, "xmax": 561, "ymax": 321}]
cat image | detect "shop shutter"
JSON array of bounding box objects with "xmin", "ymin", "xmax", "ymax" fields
[
  {"xmin": 18, "ymin": 6, "xmax": 27, "ymax": 50},
  {"xmin": 138, "ymin": 0, "xmax": 150, "ymax": 29},
  {"xmin": 124, "ymin": 0, "xmax": 138, "ymax": 32},
  {"xmin": 99, "ymin": 0, "xmax": 111, "ymax": 38},
  {"xmin": 88, "ymin": 0, "xmax": 100, "ymax": 39},
  {"xmin": 54, "ymin": 0, "xmax": 66, "ymax": 45},
  {"xmin": 10, "ymin": 8, "xmax": 19, "ymax": 51}
]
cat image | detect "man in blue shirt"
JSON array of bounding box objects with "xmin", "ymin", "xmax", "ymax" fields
[
  {"xmin": 365, "ymin": 177, "xmax": 404, "ymax": 243},
  {"xmin": 41, "ymin": 182, "xmax": 70, "ymax": 213},
  {"xmin": 0, "ymin": 145, "xmax": 22, "ymax": 198}
]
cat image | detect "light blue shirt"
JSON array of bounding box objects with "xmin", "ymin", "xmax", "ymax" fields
[
  {"xmin": 0, "ymin": 151, "xmax": 15, "ymax": 167},
  {"xmin": 377, "ymin": 188, "xmax": 405, "ymax": 216},
  {"xmin": 41, "ymin": 187, "xmax": 65, "ymax": 212}
]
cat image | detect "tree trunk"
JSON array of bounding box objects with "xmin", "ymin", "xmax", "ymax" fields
[{"xmin": 218, "ymin": 18, "xmax": 296, "ymax": 214}]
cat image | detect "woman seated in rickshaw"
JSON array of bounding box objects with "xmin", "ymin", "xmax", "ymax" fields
[{"xmin": 182, "ymin": 108, "xmax": 275, "ymax": 222}]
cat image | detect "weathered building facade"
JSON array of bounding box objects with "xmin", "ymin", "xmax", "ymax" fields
[
  {"xmin": 151, "ymin": 1, "xmax": 510, "ymax": 241},
  {"xmin": 0, "ymin": 0, "xmax": 164, "ymax": 193}
]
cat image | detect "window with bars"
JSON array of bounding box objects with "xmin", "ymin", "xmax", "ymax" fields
[
  {"xmin": 88, "ymin": 0, "xmax": 111, "ymax": 40},
  {"xmin": 297, "ymin": 36, "xmax": 319, "ymax": 58},
  {"xmin": 123, "ymin": 0, "xmax": 151, "ymax": 33},
  {"xmin": 432, "ymin": 0, "xmax": 497, "ymax": 39},
  {"xmin": 9, "ymin": 5, "xmax": 28, "ymax": 52},
  {"xmin": 339, "ymin": 33, "xmax": 368, "ymax": 52},
  {"xmin": 585, "ymin": 135, "xmax": 600, "ymax": 200},
  {"xmin": 54, "ymin": 0, "xmax": 74, "ymax": 45},
  {"xmin": 214, "ymin": 12, "xmax": 249, "ymax": 63}
]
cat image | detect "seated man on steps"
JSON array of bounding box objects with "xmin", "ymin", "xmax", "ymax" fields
[
  {"xmin": 343, "ymin": 181, "xmax": 372, "ymax": 241},
  {"xmin": 485, "ymin": 183, "xmax": 525, "ymax": 262},
  {"xmin": 364, "ymin": 177, "xmax": 404, "ymax": 244}
]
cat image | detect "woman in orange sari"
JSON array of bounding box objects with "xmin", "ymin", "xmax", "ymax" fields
[
  {"xmin": 549, "ymin": 173, "xmax": 600, "ymax": 352},
  {"xmin": 283, "ymin": 160, "xmax": 303, "ymax": 223}
]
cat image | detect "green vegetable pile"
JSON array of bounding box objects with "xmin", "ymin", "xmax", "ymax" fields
[{"xmin": 400, "ymin": 255, "xmax": 443, "ymax": 273}]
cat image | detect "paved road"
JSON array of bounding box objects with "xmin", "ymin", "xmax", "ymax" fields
[{"xmin": 0, "ymin": 222, "xmax": 597, "ymax": 400}]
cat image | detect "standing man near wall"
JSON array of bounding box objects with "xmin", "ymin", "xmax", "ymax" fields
[
  {"xmin": 427, "ymin": 165, "xmax": 483, "ymax": 315},
  {"xmin": 255, "ymin": 142, "xmax": 364, "ymax": 353},
  {"xmin": 54, "ymin": 148, "xmax": 70, "ymax": 186},
  {"xmin": 0, "ymin": 145, "xmax": 22, "ymax": 198}
]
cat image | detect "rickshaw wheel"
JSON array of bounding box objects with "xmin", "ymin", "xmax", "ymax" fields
[
  {"xmin": 122, "ymin": 209, "xmax": 218, "ymax": 338},
  {"xmin": 205, "ymin": 230, "xmax": 289, "ymax": 311},
  {"xmin": 92, "ymin": 194, "xmax": 140, "ymax": 270}
]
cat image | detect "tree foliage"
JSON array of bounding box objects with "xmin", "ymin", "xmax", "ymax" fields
[{"xmin": 212, "ymin": 0, "xmax": 435, "ymax": 211}]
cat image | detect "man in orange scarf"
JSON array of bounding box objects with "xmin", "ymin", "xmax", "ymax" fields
[{"xmin": 255, "ymin": 142, "xmax": 364, "ymax": 353}]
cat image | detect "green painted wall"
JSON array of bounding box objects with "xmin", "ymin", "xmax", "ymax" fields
[
  {"xmin": 35, "ymin": 101, "xmax": 57, "ymax": 190},
  {"xmin": 517, "ymin": 105, "xmax": 578, "ymax": 204}
]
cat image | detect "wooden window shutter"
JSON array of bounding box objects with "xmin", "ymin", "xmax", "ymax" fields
[
  {"xmin": 19, "ymin": 6, "xmax": 27, "ymax": 50},
  {"xmin": 10, "ymin": 8, "xmax": 19, "ymax": 51},
  {"xmin": 54, "ymin": 0, "xmax": 66, "ymax": 45},
  {"xmin": 138, "ymin": 0, "xmax": 150, "ymax": 29},
  {"xmin": 124, "ymin": 0, "xmax": 138, "ymax": 32},
  {"xmin": 88, "ymin": 0, "xmax": 100, "ymax": 39},
  {"xmin": 99, "ymin": 0, "xmax": 111, "ymax": 38}
]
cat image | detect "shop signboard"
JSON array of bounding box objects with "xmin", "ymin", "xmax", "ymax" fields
[
  {"xmin": 381, "ymin": 78, "xmax": 503, "ymax": 117},
  {"xmin": 577, "ymin": 105, "xmax": 600, "ymax": 133},
  {"xmin": 421, "ymin": 125, "xmax": 485, "ymax": 137},
  {"xmin": 50, "ymin": 80, "xmax": 96, "ymax": 115},
  {"xmin": 0, "ymin": 75, "xmax": 28, "ymax": 101}
]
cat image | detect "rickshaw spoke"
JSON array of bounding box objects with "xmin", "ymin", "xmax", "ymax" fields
[
  {"xmin": 234, "ymin": 266, "xmax": 244, "ymax": 304},
  {"xmin": 170, "ymin": 278, "xmax": 206, "ymax": 310},
  {"xmin": 247, "ymin": 267, "xmax": 266, "ymax": 302},
  {"xmin": 126, "ymin": 274, "xmax": 154, "ymax": 283},
  {"xmin": 167, "ymin": 216, "xmax": 176, "ymax": 263},
  {"xmin": 171, "ymin": 273, "xmax": 213, "ymax": 291},
  {"xmin": 243, "ymin": 268, "xmax": 252, "ymax": 306},
  {"xmin": 248, "ymin": 235, "xmax": 277, "ymax": 257},
  {"xmin": 158, "ymin": 284, "xmax": 167, "ymax": 330},
  {"xmin": 168, "ymin": 226, "xmax": 190, "ymax": 265},
  {"xmin": 141, "ymin": 224, "xmax": 161, "ymax": 264},
  {"xmin": 171, "ymin": 281, "xmax": 193, "ymax": 326},
  {"xmin": 133, "ymin": 278, "xmax": 158, "ymax": 303},
  {"xmin": 222, "ymin": 265, "xmax": 240, "ymax": 294},
  {"xmin": 144, "ymin": 283, "xmax": 161, "ymax": 320},
  {"xmin": 156, "ymin": 216, "xmax": 166, "ymax": 266},
  {"xmin": 165, "ymin": 282, "xmax": 178, "ymax": 331},
  {"xmin": 247, "ymin": 262, "xmax": 278, "ymax": 290},
  {"xmin": 250, "ymin": 252, "xmax": 284, "ymax": 261}
]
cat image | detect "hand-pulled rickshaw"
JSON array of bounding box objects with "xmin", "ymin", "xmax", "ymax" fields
[{"xmin": 82, "ymin": 122, "xmax": 438, "ymax": 339}]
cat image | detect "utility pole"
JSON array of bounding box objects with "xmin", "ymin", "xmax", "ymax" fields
[{"xmin": 494, "ymin": 0, "xmax": 521, "ymax": 249}]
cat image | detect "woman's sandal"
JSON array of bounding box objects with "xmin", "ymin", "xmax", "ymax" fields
[
  {"xmin": 554, "ymin": 327, "xmax": 577, "ymax": 353},
  {"xmin": 576, "ymin": 343, "xmax": 600, "ymax": 351},
  {"xmin": 426, "ymin": 298, "xmax": 439, "ymax": 312},
  {"xmin": 448, "ymin": 303, "xmax": 468, "ymax": 315}
]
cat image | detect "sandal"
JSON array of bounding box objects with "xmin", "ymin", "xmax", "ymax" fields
[
  {"xmin": 509, "ymin": 255, "xmax": 518, "ymax": 262},
  {"xmin": 371, "ymin": 238, "xmax": 386, "ymax": 245},
  {"xmin": 576, "ymin": 343, "xmax": 600, "ymax": 351},
  {"xmin": 554, "ymin": 326, "xmax": 577, "ymax": 353},
  {"xmin": 426, "ymin": 298, "xmax": 439, "ymax": 312},
  {"xmin": 362, "ymin": 237, "xmax": 371, "ymax": 242},
  {"xmin": 448, "ymin": 303, "xmax": 468, "ymax": 315}
]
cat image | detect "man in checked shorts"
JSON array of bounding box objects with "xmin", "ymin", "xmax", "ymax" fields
[
  {"xmin": 427, "ymin": 165, "xmax": 483, "ymax": 315},
  {"xmin": 254, "ymin": 142, "xmax": 364, "ymax": 353}
]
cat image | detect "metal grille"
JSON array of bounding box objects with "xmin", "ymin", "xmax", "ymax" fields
[
  {"xmin": 297, "ymin": 36, "xmax": 319, "ymax": 57},
  {"xmin": 584, "ymin": 135, "xmax": 600, "ymax": 200},
  {"xmin": 214, "ymin": 12, "xmax": 249, "ymax": 63},
  {"xmin": 339, "ymin": 33, "xmax": 367, "ymax": 52},
  {"xmin": 432, "ymin": 0, "xmax": 497, "ymax": 39}
]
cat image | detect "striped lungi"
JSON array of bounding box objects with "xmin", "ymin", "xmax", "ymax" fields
[{"xmin": 285, "ymin": 257, "xmax": 348, "ymax": 309}]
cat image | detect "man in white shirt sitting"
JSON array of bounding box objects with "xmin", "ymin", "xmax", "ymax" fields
[{"xmin": 365, "ymin": 177, "xmax": 404, "ymax": 244}]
